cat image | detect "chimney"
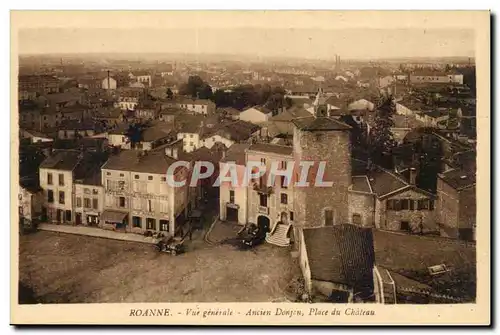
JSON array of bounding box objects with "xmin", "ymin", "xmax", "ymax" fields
[{"xmin": 409, "ymin": 167, "xmax": 417, "ymax": 185}]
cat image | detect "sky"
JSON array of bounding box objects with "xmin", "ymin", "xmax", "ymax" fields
[{"xmin": 14, "ymin": 12, "xmax": 476, "ymax": 60}]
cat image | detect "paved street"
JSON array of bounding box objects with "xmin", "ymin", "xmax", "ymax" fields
[{"xmin": 19, "ymin": 230, "xmax": 301, "ymax": 303}]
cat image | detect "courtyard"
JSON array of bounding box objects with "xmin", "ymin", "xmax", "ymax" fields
[{"xmin": 18, "ymin": 230, "xmax": 301, "ymax": 304}]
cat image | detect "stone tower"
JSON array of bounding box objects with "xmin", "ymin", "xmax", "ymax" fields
[{"xmin": 292, "ymin": 89, "xmax": 352, "ymax": 229}]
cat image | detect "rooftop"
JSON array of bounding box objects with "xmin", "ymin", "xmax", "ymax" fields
[
  {"xmin": 101, "ymin": 150, "xmax": 180, "ymax": 174},
  {"xmin": 366, "ymin": 167, "xmax": 410, "ymax": 198},
  {"xmin": 141, "ymin": 123, "xmax": 175, "ymax": 142},
  {"xmin": 292, "ymin": 116, "xmax": 351, "ymax": 132},
  {"xmin": 438, "ymin": 169, "xmax": 476, "ymax": 190},
  {"xmin": 350, "ymin": 176, "xmax": 372, "ymax": 193},
  {"xmin": 373, "ymin": 230, "xmax": 476, "ymax": 300},
  {"xmin": 221, "ymin": 143, "xmax": 252, "ymax": 165},
  {"xmin": 303, "ymin": 225, "xmax": 375, "ymax": 289},
  {"xmin": 39, "ymin": 150, "xmax": 82, "ymax": 171},
  {"xmin": 247, "ymin": 143, "xmax": 293, "ymax": 156},
  {"xmin": 58, "ymin": 119, "xmax": 105, "ymax": 132},
  {"xmin": 269, "ymin": 106, "xmax": 311, "ymax": 122}
]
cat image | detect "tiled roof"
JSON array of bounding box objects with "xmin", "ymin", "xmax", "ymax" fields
[
  {"xmin": 101, "ymin": 150, "xmax": 179, "ymax": 174},
  {"xmin": 303, "ymin": 225, "xmax": 375, "ymax": 289},
  {"xmin": 351, "ymin": 176, "xmax": 372, "ymax": 193},
  {"xmin": 373, "ymin": 230, "xmax": 476, "ymax": 300},
  {"xmin": 39, "ymin": 150, "xmax": 82, "ymax": 171},
  {"xmin": 243, "ymin": 105, "xmax": 272, "ymax": 115},
  {"xmin": 221, "ymin": 143, "xmax": 251, "ymax": 165},
  {"xmin": 212, "ymin": 120, "xmax": 260, "ymax": 142},
  {"xmin": 247, "ymin": 143, "xmax": 293, "ymax": 156},
  {"xmin": 438, "ymin": 169, "xmax": 475, "ymax": 190},
  {"xmin": 292, "ymin": 116, "xmax": 351, "ymax": 131},
  {"xmin": 58, "ymin": 119, "xmax": 105, "ymax": 132},
  {"xmin": 269, "ymin": 106, "xmax": 311, "ymax": 122},
  {"xmin": 367, "ymin": 168, "xmax": 409, "ymax": 197},
  {"xmin": 141, "ymin": 124, "xmax": 175, "ymax": 142}
]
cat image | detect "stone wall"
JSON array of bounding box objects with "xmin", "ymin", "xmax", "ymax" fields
[
  {"xmin": 293, "ymin": 129, "xmax": 351, "ymax": 228},
  {"xmin": 348, "ymin": 191, "xmax": 375, "ymax": 227}
]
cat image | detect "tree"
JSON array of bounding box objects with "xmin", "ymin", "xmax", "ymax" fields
[
  {"xmin": 369, "ymin": 94, "xmax": 397, "ymax": 168},
  {"xmin": 166, "ymin": 88, "xmax": 173, "ymax": 100},
  {"xmin": 179, "ymin": 75, "xmax": 213, "ymax": 100},
  {"xmin": 198, "ymin": 83, "xmax": 213, "ymax": 100},
  {"xmin": 125, "ymin": 122, "xmax": 144, "ymax": 149},
  {"xmin": 412, "ymin": 130, "xmax": 443, "ymax": 193}
]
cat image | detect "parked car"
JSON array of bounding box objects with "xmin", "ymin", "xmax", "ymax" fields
[
  {"xmin": 154, "ymin": 237, "xmax": 185, "ymax": 256},
  {"xmin": 239, "ymin": 223, "xmax": 266, "ymax": 249}
]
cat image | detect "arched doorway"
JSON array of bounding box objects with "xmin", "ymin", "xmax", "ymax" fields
[
  {"xmin": 280, "ymin": 212, "xmax": 288, "ymax": 225},
  {"xmin": 257, "ymin": 215, "xmax": 271, "ymax": 233}
]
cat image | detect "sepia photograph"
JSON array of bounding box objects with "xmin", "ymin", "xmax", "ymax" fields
[{"xmin": 10, "ymin": 10, "xmax": 490, "ymax": 325}]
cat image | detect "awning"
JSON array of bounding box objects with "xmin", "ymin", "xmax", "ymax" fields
[{"xmin": 100, "ymin": 210, "xmax": 128, "ymax": 223}]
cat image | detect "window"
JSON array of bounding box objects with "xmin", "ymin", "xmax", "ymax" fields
[
  {"xmin": 401, "ymin": 199, "xmax": 410, "ymax": 210},
  {"xmin": 417, "ymin": 199, "xmax": 430, "ymax": 210},
  {"xmin": 160, "ymin": 220, "xmax": 169, "ymax": 232},
  {"xmin": 92, "ymin": 189, "xmax": 98, "ymax": 195},
  {"xmin": 352, "ymin": 213, "xmax": 362, "ymax": 226},
  {"xmin": 132, "ymin": 216, "xmax": 142, "ymax": 228},
  {"xmin": 259, "ymin": 194, "xmax": 268, "ymax": 207},
  {"xmin": 324, "ymin": 209, "xmax": 334, "ymax": 226},
  {"xmin": 84, "ymin": 188, "xmax": 91, "ymax": 195},
  {"xmin": 118, "ymin": 181, "xmax": 125, "ymax": 190},
  {"xmin": 106, "ymin": 172, "xmax": 111, "ymax": 176},
  {"xmin": 409, "ymin": 200, "xmax": 415, "ymax": 210},
  {"xmin": 229, "ymin": 190, "xmax": 235, "ymax": 203},
  {"xmin": 260, "ymin": 158, "xmax": 266, "ymax": 165},
  {"xmin": 119, "ymin": 197, "xmax": 126, "ymax": 207},
  {"xmin": 119, "ymin": 173, "xmax": 124, "ymax": 177},
  {"xmin": 76, "ymin": 198, "xmax": 82, "ymax": 207},
  {"xmin": 47, "ymin": 173, "xmax": 53, "ymax": 185},
  {"xmin": 281, "ymin": 176, "xmax": 288, "ymax": 189},
  {"xmin": 147, "ymin": 200, "xmax": 153, "ymax": 212},
  {"xmin": 280, "ymin": 193, "xmax": 288, "ymax": 204},
  {"xmin": 135, "ymin": 175, "xmax": 139, "ymax": 179},
  {"xmin": 429, "ymin": 200, "xmax": 434, "ymax": 211},
  {"xmin": 190, "ymin": 134, "xmax": 194, "ymax": 138},
  {"xmin": 400, "ymin": 221, "xmax": 410, "ymax": 231},
  {"xmin": 148, "ymin": 176, "xmax": 153, "ymax": 181},
  {"xmin": 92, "ymin": 198, "xmax": 98, "ymax": 210},
  {"xmin": 47, "ymin": 190, "xmax": 54, "ymax": 203},
  {"xmin": 290, "ymin": 211, "xmax": 294, "ymax": 221},
  {"xmin": 59, "ymin": 191, "xmax": 65, "ymax": 204},
  {"xmin": 84, "ymin": 198, "xmax": 91, "ymax": 208},
  {"xmin": 161, "ymin": 177, "xmax": 166, "ymax": 182},
  {"xmin": 146, "ymin": 218, "xmax": 156, "ymax": 230}
]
